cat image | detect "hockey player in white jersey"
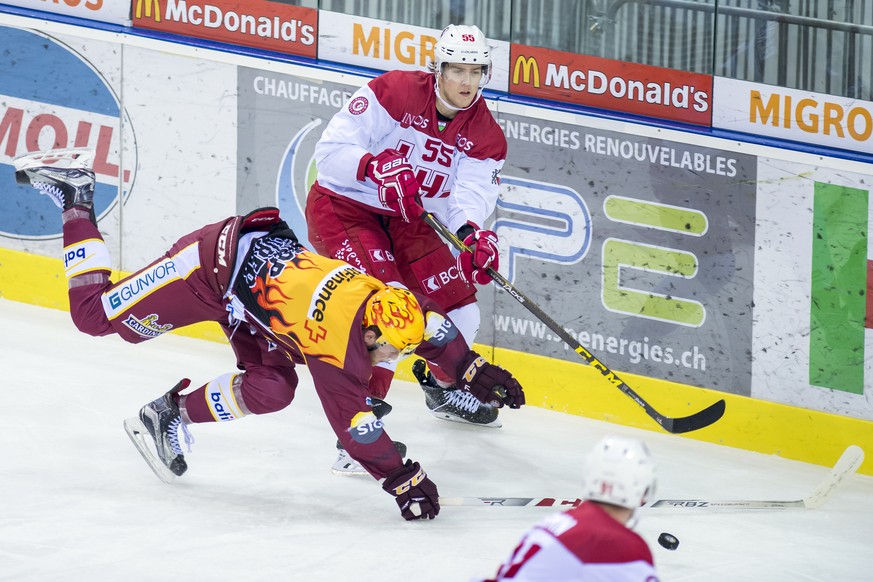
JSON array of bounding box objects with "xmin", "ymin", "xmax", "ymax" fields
[
  {"xmin": 305, "ymin": 24, "xmax": 512, "ymax": 473},
  {"xmin": 479, "ymin": 436, "xmax": 661, "ymax": 581}
]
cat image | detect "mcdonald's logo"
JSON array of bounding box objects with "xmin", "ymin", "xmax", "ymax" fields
[
  {"xmin": 135, "ymin": 0, "xmax": 161, "ymax": 22},
  {"xmin": 512, "ymin": 55, "xmax": 540, "ymax": 88}
]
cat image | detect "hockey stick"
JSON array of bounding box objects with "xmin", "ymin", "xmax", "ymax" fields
[
  {"xmin": 421, "ymin": 211, "xmax": 726, "ymax": 434},
  {"xmin": 649, "ymin": 444, "xmax": 864, "ymax": 510},
  {"xmin": 439, "ymin": 445, "xmax": 864, "ymax": 510}
]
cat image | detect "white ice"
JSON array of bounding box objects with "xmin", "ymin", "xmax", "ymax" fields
[{"xmin": 1, "ymin": 298, "xmax": 871, "ymax": 581}]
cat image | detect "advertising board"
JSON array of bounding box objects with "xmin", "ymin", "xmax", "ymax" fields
[
  {"xmin": 317, "ymin": 10, "xmax": 510, "ymax": 93},
  {"xmin": 132, "ymin": 0, "xmax": 317, "ymax": 59},
  {"xmin": 2, "ymin": 0, "xmax": 131, "ymax": 25},
  {"xmin": 713, "ymin": 77, "xmax": 873, "ymax": 156},
  {"xmin": 509, "ymin": 44, "xmax": 713, "ymax": 126}
]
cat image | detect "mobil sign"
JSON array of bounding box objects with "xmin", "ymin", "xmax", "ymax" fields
[{"xmin": 0, "ymin": 27, "xmax": 136, "ymax": 238}]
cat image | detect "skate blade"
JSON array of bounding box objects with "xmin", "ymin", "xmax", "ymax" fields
[
  {"xmin": 331, "ymin": 467, "xmax": 370, "ymax": 477},
  {"xmin": 429, "ymin": 410, "xmax": 503, "ymax": 428},
  {"xmin": 13, "ymin": 148, "xmax": 95, "ymax": 172},
  {"xmin": 123, "ymin": 417, "xmax": 177, "ymax": 485},
  {"xmin": 330, "ymin": 456, "xmax": 369, "ymax": 477}
]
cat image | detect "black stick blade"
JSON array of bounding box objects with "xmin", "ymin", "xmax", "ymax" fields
[{"xmin": 662, "ymin": 399, "xmax": 726, "ymax": 434}]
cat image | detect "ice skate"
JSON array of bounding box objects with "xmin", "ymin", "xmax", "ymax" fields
[
  {"xmin": 332, "ymin": 439, "xmax": 407, "ymax": 476},
  {"xmin": 413, "ymin": 359, "xmax": 501, "ymax": 428},
  {"xmin": 124, "ymin": 379, "xmax": 194, "ymax": 484},
  {"xmin": 13, "ymin": 149, "xmax": 95, "ymax": 211}
]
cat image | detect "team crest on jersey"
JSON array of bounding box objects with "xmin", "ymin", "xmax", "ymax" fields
[
  {"xmin": 123, "ymin": 313, "xmax": 173, "ymax": 338},
  {"xmin": 348, "ymin": 96, "xmax": 368, "ymax": 115},
  {"xmin": 240, "ymin": 236, "xmax": 301, "ymax": 288},
  {"xmin": 491, "ymin": 168, "xmax": 501, "ymax": 185}
]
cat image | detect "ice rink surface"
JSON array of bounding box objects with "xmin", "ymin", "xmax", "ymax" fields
[{"xmin": 2, "ymin": 298, "xmax": 871, "ymax": 581}]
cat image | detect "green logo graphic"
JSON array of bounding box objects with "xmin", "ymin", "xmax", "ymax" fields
[
  {"xmin": 602, "ymin": 197, "xmax": 707, "ymax": 327},
  {"xmin": 809, "ymin": 182, "xmax": 868, "ymax": 394}
]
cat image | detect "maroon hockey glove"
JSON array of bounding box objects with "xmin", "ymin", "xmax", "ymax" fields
[
  {"xmin": 457, "ymin": 351, "xmax": 525, "ymax": 409},
  {"xmin": 456, "ymin": 223, "xmax": 499, "ymax": 285},
  {"xmin": 367, "ymin": 149, "xmax": 423, "ymax": 222},
  {"xmin": 382, "ymin": 459, "xmax": 440, "ymax": 521}
]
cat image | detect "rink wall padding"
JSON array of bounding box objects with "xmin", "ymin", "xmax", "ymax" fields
[{"xmin": 2, "ymin": 246, "xmax": 871, "ymax": 476}]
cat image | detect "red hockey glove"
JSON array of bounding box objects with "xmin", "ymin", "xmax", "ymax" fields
[
  {"xmin": 366, "ymin": 149, "xmax": 423, "ymax": 222},
  {"xmin": 456, "ymin": 223, "xmax": 499, "ymax": 285},
  {"xmin": 457, "ymin": 351, "xmax": 525, "ymax": 409},
  {"xmin": 382, "ymin": 459, "xmax": 440, "ymax": 521}
]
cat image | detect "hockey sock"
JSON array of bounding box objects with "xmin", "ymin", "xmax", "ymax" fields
[
  {"xmin": 62, "ymin": 208, "xmax": 111, "ymax": 286},
  {"xmin": 181, "ymin": 373, "xmax": 249, "ymax": 423}
]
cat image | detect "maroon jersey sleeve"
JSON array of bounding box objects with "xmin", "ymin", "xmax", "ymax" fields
[
  {"xmin": 410, "ymin": 291, "xmax": 474, "ymax": 381},
  {"xmin": 305, "ymin": 308, "xmax": 405, "ymax": 480}
]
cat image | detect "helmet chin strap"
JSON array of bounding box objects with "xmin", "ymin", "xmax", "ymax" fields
[{"xmin": 433, "ymin": 75, "xmax": 483, "ymax": 113}]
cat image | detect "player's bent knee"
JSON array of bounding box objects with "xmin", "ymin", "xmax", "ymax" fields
[{"xmin": 240, "ymin": 367, "xmax": 298, "ymax": 414}]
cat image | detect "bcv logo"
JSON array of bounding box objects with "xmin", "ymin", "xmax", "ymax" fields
[{"xmin": 421, "ymin": 265, "xmax": 462, "ymax": 294}]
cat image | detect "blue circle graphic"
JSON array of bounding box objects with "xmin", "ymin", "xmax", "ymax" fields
[{"xmin": 0, "ymin": 26, "xmax": 132, "ymax": 238}]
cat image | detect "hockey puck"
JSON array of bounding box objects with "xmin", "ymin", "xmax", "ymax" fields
[{"xmin": 658, "ymin": 532, "xmax": 679, "ymax": 550}]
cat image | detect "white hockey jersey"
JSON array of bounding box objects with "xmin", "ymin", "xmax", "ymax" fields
[
  {"xmin": 479, "ymin": 501, "xmax": 660, "ymax": 582},
  {"xmin": 314, "ymin": 70, "xmax": 507, "ymax": 234}
]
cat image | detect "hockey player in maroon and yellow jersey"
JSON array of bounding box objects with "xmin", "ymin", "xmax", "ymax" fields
[{"xmin": 13, "ymin": 149, "xmax": 525, "ymax": 521}]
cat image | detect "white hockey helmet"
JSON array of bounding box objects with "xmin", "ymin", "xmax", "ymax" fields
[
  {"xmin": 580, "ymin": 435, "xmax": 656, "ymax": 509},
  {"xmin": 433, "ymin": 24, "xmax": 493, "ymax": 87}
]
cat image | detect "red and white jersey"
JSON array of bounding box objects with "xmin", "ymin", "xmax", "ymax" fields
[
  {"xmin": 481, "ymin": 501, "xmax": 659, "ymax": 582},
  {"xmin": 315, "ymin": 70, "xmax": 507, "ymax": 233}
]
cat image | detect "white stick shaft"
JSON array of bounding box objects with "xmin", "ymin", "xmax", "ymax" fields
[
  {"xmin": 441, "ymin": 445, "xmax": 864, "ymax": 511},
  {"xmin": 438, "ymin": 497, "xmax": 582, "ymax": 508}
]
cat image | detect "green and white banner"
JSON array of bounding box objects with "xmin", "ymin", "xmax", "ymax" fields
[{"xmin": 753, "ymin": 159, "xmax": 873, "ymax": 419}]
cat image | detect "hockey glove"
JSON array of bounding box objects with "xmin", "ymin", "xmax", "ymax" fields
[
  {"xmin": 457, "ymin": 351, "xmax": 525, "ymax": 409},
  {"xmin": 382, "ymin": 459, "xmax": 440, "ymax": 521},
  {"xmin": 456, "ymin": 222, "xmax": 499, "ymax": 285},
  {"xmin": 366, "ymin": 149, "xmax": 423, "ymax": 222}
]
